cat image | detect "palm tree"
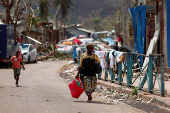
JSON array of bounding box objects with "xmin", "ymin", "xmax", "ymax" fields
[
  {"xmin": 38, "ymin": 0, "xmax": 49, "ymax": 22},
  {"xmin": 52, "ymin": 0, "xmax": 77, "ymax": 19},
  {"xmin": 52, "ymin": 0, "xmax": 77, "ymax": 39}
]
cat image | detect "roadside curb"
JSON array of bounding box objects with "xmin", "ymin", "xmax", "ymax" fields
[{"xmin": 97, "ymin": 80, "xmax": 170, "ymax": 110}]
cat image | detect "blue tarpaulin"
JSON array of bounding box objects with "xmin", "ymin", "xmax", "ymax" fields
[
  {"xmin": 72, "ymin": 47, "xmax": 77, "ymax": 60},
  {"xmin": 129, "ymin": 6, "xmax": 146, "ymax": 66},
  {"xmin": 102, "ymin": 37, "xmax": 115, "ymax": 46},
  {"xmin": 167, "ymin": 0, "xmax": 170, "ymax": 67}
]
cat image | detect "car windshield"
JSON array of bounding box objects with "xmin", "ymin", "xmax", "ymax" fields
[{"xmin": 19, "ymin": 44, "xmax": 29, "ymax": 50}]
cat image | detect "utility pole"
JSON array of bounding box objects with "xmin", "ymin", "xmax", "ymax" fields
[
  {"xmin": 122, "ymin": 0, "xmax": 130, "ymax": 46},
  {"xmin": 119, "ymin": 14, "xmax": 120, "ymax": 31},
  {"xmin": 122, "ymin": 0, "xmax": 124, "ymax": 39}
]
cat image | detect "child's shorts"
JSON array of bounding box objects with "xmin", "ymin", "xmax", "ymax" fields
[{"xmin": 13, "ymin": 68, "xmax": 21, "ymax": 76}]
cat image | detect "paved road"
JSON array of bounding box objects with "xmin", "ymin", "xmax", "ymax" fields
[{"xmin": 0, "ymin": 61, "xmax": 145, "ymax": 113}]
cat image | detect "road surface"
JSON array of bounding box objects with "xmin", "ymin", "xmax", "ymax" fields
[{"xmin": 0, "ymin": 61, "xmax": 145, "ymax": 113}]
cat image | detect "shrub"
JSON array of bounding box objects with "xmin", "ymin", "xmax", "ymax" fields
[{"xmin": 131, "ymin": 86, "xmax": 138, "ymax": 96}]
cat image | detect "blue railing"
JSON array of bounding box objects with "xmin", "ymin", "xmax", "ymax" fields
[{"xmin": 77, "ymin": 51, "xmax": 165, "ymax": 96}]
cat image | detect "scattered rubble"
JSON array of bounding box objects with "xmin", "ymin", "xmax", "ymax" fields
[
  {"xmin": 58, "ymin": 63, "xmax": 170, "ymax": 113},
  {"xmin": 59, "ymin": 64, "xmax": 146, "ymax": 104},
  {"xmin": 69, "ymin": 61, "xmax": 75, "ymax": 64},
  {"xmin": 93, "ymin": 85, "xmax": 146, "ymax": 104},
  {"xmin": 37, "ymin": 44, "xmax": 72, "ymax": 61}
]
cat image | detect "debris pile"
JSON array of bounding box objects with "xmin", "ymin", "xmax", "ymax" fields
[
  {"xmin": 63, "ymin": 66, "xmax": 78, "ymax": 77},
  {"xmin": 94, "ymin": 85, "xmax": 145, "ymax": 104},
  {"xmin": 37, "ymin": 44, "xmax": 72, "ymax": 61}
]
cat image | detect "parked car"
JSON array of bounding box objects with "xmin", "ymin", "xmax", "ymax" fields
[
  {"xmin": 56, "ymin": 40, "xmax": 74, "ymax": 53},
  {"xmin": 56, "ymin": 38, "xmax": 94, "ymax": 54},
  {"xmin": 57, "ymin": 45, "xmax": 74, "ymax": 54},
  {"xmin": 19, "ymin": 43, "xmax": 37, "ymax": 63}
]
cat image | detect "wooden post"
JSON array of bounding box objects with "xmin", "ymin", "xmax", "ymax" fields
[
  {"xmin": 159, "ymin": 2, "xmax": 164, "ymax": 54},
  {"xmin": 148, "ymin": 55, "xmax": 153, "ymax": 94},
  {"xmin": 118, "ymin": 62, "xmax": 122, "ymax": 85},
  {"xmin": 160, "ymin": 55, "xmax": 165, "ymax": 96}
]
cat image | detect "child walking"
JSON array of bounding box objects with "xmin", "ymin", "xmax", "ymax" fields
[{"xmin": 10, "ymin": 50, "xmax": 25, "ymax": 87}]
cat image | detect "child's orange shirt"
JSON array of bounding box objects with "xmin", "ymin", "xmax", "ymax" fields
[{"xmin": 10, "ymin": 56, "xmax": 23, "ymax": 69}]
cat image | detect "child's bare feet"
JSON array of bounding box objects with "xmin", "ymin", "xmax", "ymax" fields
[{"xmin": 16, "ymin": 84, "xmax": 19, "ymax": 87}]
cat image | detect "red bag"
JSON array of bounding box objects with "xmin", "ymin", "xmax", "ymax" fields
[{"xmin": 68, "ymin": 78, "xmax": 85, "ymax": 99}]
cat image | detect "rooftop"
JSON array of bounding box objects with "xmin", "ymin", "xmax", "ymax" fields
[{"xmin": 76, "ymin": 28, "xmax": 93, "ymax": 33}]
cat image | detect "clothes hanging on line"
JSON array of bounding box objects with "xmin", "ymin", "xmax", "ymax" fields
[{"xmin": 95, "ymin": 51, "xmax": 106, "ymax": 69}]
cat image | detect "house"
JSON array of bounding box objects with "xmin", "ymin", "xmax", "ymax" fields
[
  {"xmin": 62, "ymin": 24, "xmax": 93, "ymax": 39},
  {"xmin": 69, "ymin": 27, "xmax": 93, "ymax": 38},
  {"xmin": 126, "ymin": 0, "xmax": 170, "ymax": 71},
  {"xmin": 21, "ymin": 30, "xmax": 44, "ymax": 49},
  {"xmin": 20, "ymin": 22, "xmax": 53, "ymax": 47},
  {"xmin": 53, "ymin": 24, "xmax": 93, "ymax": 43},
  {"xmin": 95, "ymin": 30, "xmax": 117, "ymax": 40}
]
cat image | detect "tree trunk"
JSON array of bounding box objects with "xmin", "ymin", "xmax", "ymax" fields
[
  {"xmin": 6, "ymin": 6, "xmax": 10, "ymax": 24},
  {"xmin": 60, "ymin": 17, "xmax": 62, "ymax": 28},
  {"xmin": 53, "ymin": 5, "xmax": 61, "ymax": 29},
  {"xmin": 60, "ymin": 17, "xmax": 63, "ymax": 40},
  {"xmin": 14, "ymin": 24, "xmax": 17, "ymax": 39},
  {"xmin": 63, "ymin": 22, "xmax": 66, "ymax": 40}
]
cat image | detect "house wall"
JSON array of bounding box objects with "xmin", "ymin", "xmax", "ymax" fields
[
  {"xmin": 52, "ymin": 30, "xmax": 59, "ymax": 44},
  {"xmin": 59, "ymin": 31, "xmax": 63, "ymax": 41},
  {"xmin": 129, "ymin": 0, "xmax": 169, "ymax": 67},
  {"xmin": 25, "ymin": 31, "xmax": 44, "ymax": 49}
]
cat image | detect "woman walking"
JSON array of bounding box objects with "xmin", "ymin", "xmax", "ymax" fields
[{"xmin": 76, "ymin": 43, "xmax": 100, "ymax": 102}]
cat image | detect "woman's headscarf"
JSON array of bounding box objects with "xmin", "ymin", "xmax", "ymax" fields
[{"xmin": 86, "ymin": 43, "xmax": 94, "ymax": 49}]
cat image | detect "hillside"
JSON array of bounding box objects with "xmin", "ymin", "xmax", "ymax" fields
[
  {"xmin": 0, "ymin": 0, "xmax": 116, "ymax": 21},
  {"xmin": 0, "ymin": 0, "xmax": 119, "ymax": 29},
  {"xmin": 69, "ymin": 0, "xmax": 115, "ymax": 18}
]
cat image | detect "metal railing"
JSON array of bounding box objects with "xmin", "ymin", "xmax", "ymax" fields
[
  {"xmin": 77, "ymin": 51, "xmax": 165, "ymax": 96},
  {"xmin": 103, "ymin": 52, "xmax": 165, "ymax": 96}
]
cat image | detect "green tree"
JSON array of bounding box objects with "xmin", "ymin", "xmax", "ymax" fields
[
  {"xmin": 38, "ymin": 0, "xmax": 49, "ymax": 21},
  {"xmin": 27, "ymin": 14, "xmax": 42, "ymax": 28},
  {"xmin": 93, "ymin": 17, "xmax": 103, "ymax": 32},
  {"xmin": 52, "ymin": 0, "xmax": 77, "ymax": 39},
  {"xmin": 93, "ymin": 17, "xmax": 101, "ymax": 24},
  {"xmin": 52, "ymin": 0, "xmax": 77, "ymax": 19}
]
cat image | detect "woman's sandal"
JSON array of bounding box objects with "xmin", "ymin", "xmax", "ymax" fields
[
  {"xmin": 87, "ymin": 100, "xmax": 91, "ymax": 102},
  {"xmin": 87, "ymin": 95, "xmax": 92, "ymax": 102},
  {"xmin": 90, "ymin": 96, "xmax": 92, "ymax": 101}
]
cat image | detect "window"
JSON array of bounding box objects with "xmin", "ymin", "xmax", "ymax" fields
[{"xmin": 29, "ymin": 45, "xmax": 34, "ymax": 52}]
